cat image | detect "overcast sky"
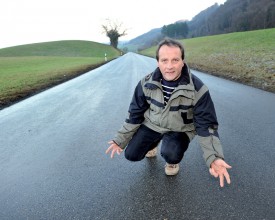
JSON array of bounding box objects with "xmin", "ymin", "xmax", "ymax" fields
[{"xmin": 0, "ymin": 0, "xmax": 226, "ymax": 49}]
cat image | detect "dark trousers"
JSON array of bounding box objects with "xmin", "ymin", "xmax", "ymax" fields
[{"xmin": 124, "ymin": 124, "xmax": 190, "ymax": 164}]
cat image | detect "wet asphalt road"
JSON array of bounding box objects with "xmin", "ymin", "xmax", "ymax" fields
[{"xmin": 0, "ymin": 53, "xmax": 275, "ymax": 220}]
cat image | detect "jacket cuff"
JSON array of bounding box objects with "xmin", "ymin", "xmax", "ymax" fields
[
  {"xmin": 206, "ymin": 155, "xmax": 217, "ymax": 168},
  {"xmin": 198, "ymin": 135, "xmax": 224, "ymax": 168},
  {"xmin": 113, "ymin": 123, "xmax": 141, "ymax": 149},
  {"xmin": 112, "ymin": 138, "xmax": 127, "ymax": 149}
]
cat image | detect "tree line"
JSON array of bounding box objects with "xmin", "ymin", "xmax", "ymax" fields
[
  {"xmin": 163, "ymin": 0, "xmax": 275, "ymax": 39},
  {"xmin": 161, "ymin": 22, "xmax": 189, "ymax": 39}
]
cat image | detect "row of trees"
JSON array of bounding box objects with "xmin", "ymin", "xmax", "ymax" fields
[
  {"xmin": 160, "ymin": 0, "xmax": 275, "ymax": 40},
  {"xmin": 161, "ymin": 22, "xmax": 189, "ymax": 39},
  {"xmin": 188, "ymin": 0, "xmax": 275, "ymax": 38}
]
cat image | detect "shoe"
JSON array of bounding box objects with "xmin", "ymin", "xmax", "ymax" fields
[
  {"xmin": 165, "ymin": 163, "xmax": 179, "ymax": 176},
  {"xmin": 145, "ymin": 147, "xmax": 157, "ymax": 158}
]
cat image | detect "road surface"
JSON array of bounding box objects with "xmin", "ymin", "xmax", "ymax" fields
[{"xmin": 0, "ymin": 53, "xmax": 275, "ymax": 219}]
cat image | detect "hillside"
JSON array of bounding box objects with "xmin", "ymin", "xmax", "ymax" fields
[
  {"xmin": 140, "ymin": 28, "xmax": 275, "ymax": 93},
  {"xmin": 120, "ymin": 28, "xmax": 163, "ymax": 52},
  {"xmin": 187, "ymin": 3, "xmax": 220, "ymax": 37},
  {"xmin": 0, "ymin": 40, "xmax": 120, "ymax": 57}
]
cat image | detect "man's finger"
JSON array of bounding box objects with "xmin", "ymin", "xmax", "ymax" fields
[
  {"xmin": 209, "ymin": 168, "xmax": 219, "ymax": 178},
  {"xmin": 219, "ymin": 174, "xmax": 224, "ymax": 187},
  {"xmin": 220, "ymin": 160, "xmax": 232, "ymax": 169},
  {"xmin": 110, "ymin": 149, "xmax": 116, "ymax": 158},
  {"xmin": 117, "ymin": 149, "xmax": 121, "ymax": 155},
  {"xmin": 105, "ymin": 145, "xmax": 112, "ymax": 154},
  {"xmin": 224, "ymin": 171, "xmax": 231, "ymax": 184}
]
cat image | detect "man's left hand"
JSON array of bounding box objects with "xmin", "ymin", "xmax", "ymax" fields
[{"xmin": 209, "ymin": 159, "xmax": 232, "ymax": 187}]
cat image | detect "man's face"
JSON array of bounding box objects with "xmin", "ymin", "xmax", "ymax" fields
[{"xmin": 157, "ymin": 45, "xmax": 184, "ymax": 81}]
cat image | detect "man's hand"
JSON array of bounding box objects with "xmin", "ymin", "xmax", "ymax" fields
[
  {"xmin": 105, "ymin": 141, "xmax": 123, "ymax": 158},
  {"xmin": 209, "ymin": 159, "xmax": 232, "ymax": 187}
]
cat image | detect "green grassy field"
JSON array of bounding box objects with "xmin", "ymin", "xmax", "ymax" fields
[
  {"xmin": 0, "ymin": 40, "xmax": 121, "ymax": 108},
  {"xmin": 141, "ymin": 28, "xmax": 275, "ymax": 93}
]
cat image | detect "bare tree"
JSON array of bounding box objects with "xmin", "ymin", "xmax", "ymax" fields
[{"xmin": 102, "ymin": 19, "xmax": 127, "ymax": 49}]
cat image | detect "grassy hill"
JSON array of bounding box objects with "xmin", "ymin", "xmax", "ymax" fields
[
  {"xmin": 0, "ymin": 40, "xmax": 121, "ymax": 108},
  {"xmin": 0, "ymin": 40, "xmax": 120, "ymax": 57},
  {"xmin": 140, "ymin": 28, "xmax": 275, "ymax": 93}
]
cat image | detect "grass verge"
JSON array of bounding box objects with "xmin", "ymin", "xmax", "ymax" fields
[{"xmin": 0, "ymin": 56, "xmax": 108, "ymax": 108}]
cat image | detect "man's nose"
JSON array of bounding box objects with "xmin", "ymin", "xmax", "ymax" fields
[{"xmin": 167, "ymin": 61, "xmax": 173, "ymax": 68}]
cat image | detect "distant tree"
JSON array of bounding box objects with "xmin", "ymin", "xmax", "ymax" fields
[
  {"xmin": 161, "ymin": 22, "xmax": 189, "ymax": 39},
  {"xmin": 266, "ymin": 2, "xmax": 275, "ymax": 28},
  {"xmin": 102, "ymin": 19, "xmax": 127, "ymax": 49},
  {"xmin": 122, "ymin": 47, "xmax": 128, "ymax": 53}
]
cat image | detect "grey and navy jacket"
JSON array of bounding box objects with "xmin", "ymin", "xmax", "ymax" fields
[{"xmin": 113, "ymin": 64, "xmax": 224, "ymax": 167}]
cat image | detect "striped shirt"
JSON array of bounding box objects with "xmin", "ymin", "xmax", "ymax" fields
[{"xmin": 161, "ymin": 78, "xmax": 179, "ymax": 106}]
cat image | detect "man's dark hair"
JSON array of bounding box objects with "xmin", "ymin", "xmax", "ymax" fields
[{"xmin": 156, "ymin": 38, "xmax": 185, "ymax": 61}]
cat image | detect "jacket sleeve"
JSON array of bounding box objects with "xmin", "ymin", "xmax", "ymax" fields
[
  {"xmin": 113, "ymin": 81, "xmax": 149, "ymax": 149},
  {"xmin": 193, "ymin": 85, "xmax": 224, "ymax": 167}
]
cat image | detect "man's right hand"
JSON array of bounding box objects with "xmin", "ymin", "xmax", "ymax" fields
[{"xmin": 105, "ymin": 141, "xmax": 123, "ymax": 158}]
